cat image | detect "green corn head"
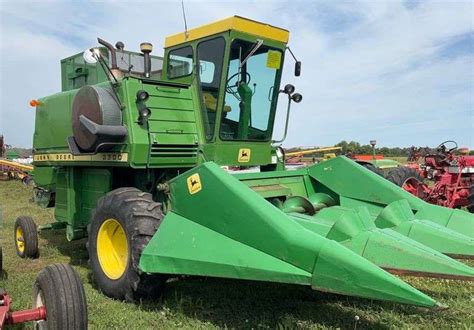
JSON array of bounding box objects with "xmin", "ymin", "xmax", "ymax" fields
[{"xmin": 139, "ymin": 159, "xmax": 474, "ymax": 308}]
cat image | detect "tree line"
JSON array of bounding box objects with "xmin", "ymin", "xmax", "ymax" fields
[{"xmin": 334, "ymin": 141, "xmax": 474, "ymax": 157}]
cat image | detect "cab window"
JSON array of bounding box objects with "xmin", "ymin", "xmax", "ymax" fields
[
  {"xmin": 197, "ymin": 37, "xmax": 226, "ymax": 141},
  {"xmin": 168, "ymin": 46, "xmax": 193, "ymax": 79}
]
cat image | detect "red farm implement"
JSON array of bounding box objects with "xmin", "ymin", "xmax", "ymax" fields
[
  {"xmin": 0, "ymin": 261, "xmax": 87, "ymax": 329},
  {"xmin": 387, "ymin": 141, "xmax": 474, "ymax": 212}
]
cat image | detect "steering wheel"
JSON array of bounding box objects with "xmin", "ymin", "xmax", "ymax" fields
[
  {"xmin": 428, "ymin": 140, "xmax": 457, "ymax": 164},
  {"xmin": 436, "ymin": 140, "xmax": 458, "ymax": 153},
  {"xmin": 225, "ymin": 72, "xmax": 251, "ymax": 95}
]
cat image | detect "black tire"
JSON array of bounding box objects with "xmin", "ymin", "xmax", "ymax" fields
[
  {"xmin": 87, "ymin": 187, "xmax": 166, "ymax": 302},
  {"xmin": 467, "ymin": 185, "xmax": 474, "ymax": 213},
  {"xmin": 359, "ymin": 162, "xmax": 384, "ymax": 177},
  {"xmin": 32, "ymin": 263, "xmax": 88, "ymax": 329},
  {"xmin": 386, "ymin": 167, "xmax": 424, "ymax": 189},
  {"xmin": 14, "ymin": 216, "xmax": 39, "ymax": 258},
  {"xmin": 23, "ymin": 176, "xmax": 35, "ymax": 187}
]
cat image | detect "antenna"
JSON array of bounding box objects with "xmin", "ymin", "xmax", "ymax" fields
[{"xmin": 181, "ymin": 0, "xmax": 189, "ymax": 39}]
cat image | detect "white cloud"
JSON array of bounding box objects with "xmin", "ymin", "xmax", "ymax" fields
[{"xmin": 0, "ymin": 0, "xmax": 472, "ymax": 148}]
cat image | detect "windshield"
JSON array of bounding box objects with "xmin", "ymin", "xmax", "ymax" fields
[{"xmin": 220, "ymin": 39, "xmax": 282, "ymax": 141}]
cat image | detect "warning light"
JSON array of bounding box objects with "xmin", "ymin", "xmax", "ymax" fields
[{"xmin": 30, "ymin": 100, "xmax": 41, "ymax": 107}]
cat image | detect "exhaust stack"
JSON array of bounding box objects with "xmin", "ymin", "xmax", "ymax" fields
[{"xmin": 140, "ymin": 42, "xmax": 153, "ymax": 78}]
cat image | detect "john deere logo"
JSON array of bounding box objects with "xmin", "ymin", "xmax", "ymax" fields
[
  {"xmin": 238, "ymin": 148, "xmax": 251, "ymax": 163},
  {"xmin": 187, "ymin": 173, "xmax": 202, "ymax": 195}
]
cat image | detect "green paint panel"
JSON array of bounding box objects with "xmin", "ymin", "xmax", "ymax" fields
[
  {"xmin": 148, "ymin": 121, "xmax": 197, "ymax": 134},
  {"xmin": 375, "ymin": 200, "xmax": 474, "ymax": 258},
  {"xmin": 307, "ymin": 157, "xmax": 474, "ymax": 237},
  {"xmin": 147, "ymin": 108, "xmax": 195, "ymax": 122},
  {"xmin": 312, "ymin": 240, "xmax": 436, "ymax": 307},
  {"xmin": 202, "ymin": 143, "xmax": 272, "ymax": 166},
  {"xmin": 150, "ymin": 86, "xmax": 193, "ymax": 99},
  {"xmin": 34, "ymin": 91, "xmax": 75, "ymax": 152},
  {"xmin": 371, "ymin": 159, "xmax": 402, "ymax": 169},
  {"xmin": 146, "ymin": 96, "xmax": 194, "ymax": 111},
  {"xmin": 54, "ymin": 167, "xmax": 111, "ymax": 240},
  {"xmin": 140, "ymin": 212, "xmax": 312, "ymax": 285},
  {"xmin": 344, "ymin": 228, "xmax": 474, "ymax": 279},
  {"xmin": 414, "ymin": 204, "xmax": 474, "ymax": 238},
  {"xmin": 149, "ymin": 133, "xmax": 197, "ymax": 145},
  {"xmin": 61, "ymin": 52, "xmax": 109, "ymax": 91},
  {"xmin": 289, "ymin": 209, "xmax": 474, "ymax": 280},
  {"xmin": 239, "ymin": 175, "xmax": 308, "ymax": 199},
  {"xmin": 307, "ymin": 157, "xmax": 424, "ymax": 209}
]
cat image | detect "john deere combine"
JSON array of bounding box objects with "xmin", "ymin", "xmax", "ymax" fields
[{"xmin": 16, "ymin": 16, "xmax": 474, "ymax": 308}]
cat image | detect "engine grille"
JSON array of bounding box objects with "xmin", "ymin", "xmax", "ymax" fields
[{"xmin": 150, "ymin": 143, "xmax": 198, "ymax": 158}]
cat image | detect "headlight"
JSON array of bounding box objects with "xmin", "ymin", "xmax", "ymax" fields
[
  {"xmin": 139, "ymin": 107, "xmax": 151, "ymax": 118},
  {"xmin": 136, "ymin": 90, "xmax": 149, "ymax": 102},
  {"xmin": 284, "ymin": 84, "xmax": 295, "ymax": 94},
  {"xmin": 291, "ymin": 93, "xmax": 303, "ymax": 103}
]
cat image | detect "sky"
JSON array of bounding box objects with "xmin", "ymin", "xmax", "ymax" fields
[{"xmin": 0, "ymin": 0, "xmax": 473, "ymax": 149}]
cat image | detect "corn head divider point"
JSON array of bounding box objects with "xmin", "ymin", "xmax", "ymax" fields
[{"xmin": 17, "ymin": 15, "xmax": 473, "ymax": 311}]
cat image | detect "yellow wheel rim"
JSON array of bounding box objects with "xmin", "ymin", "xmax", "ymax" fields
[
  {"xmin": 97, "ymin": 218, "xmax": 129, "ymax": 280},
  {"xmin": 16, "ymin": 226, "xmax": 25, "ymax": 253}
]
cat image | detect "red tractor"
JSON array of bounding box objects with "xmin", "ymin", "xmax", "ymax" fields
[{"xmin": 386, "ymin": 141, "xmax": 474, "ymax": 213}]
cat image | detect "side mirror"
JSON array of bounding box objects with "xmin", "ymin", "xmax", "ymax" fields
[
  {"xmin": 295, "ymin": 61, "xmax": 301, "ymax": 77},
  {"xmin": 83, "ymin": 48, "xmax": 98, "ymax": 64}
]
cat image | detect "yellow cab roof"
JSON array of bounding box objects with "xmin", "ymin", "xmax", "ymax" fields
[{"xmin": 164, "ymin": 16, "xmax": 289, "ymax": 48}]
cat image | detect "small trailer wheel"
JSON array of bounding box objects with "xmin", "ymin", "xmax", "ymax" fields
[
  {"xmin": 32, "ymin": 263, "xmax": 88, "ymax": 329},
  {"xmin": 14, "ymin": 216, "xmax": 39, "ymax": 258}
]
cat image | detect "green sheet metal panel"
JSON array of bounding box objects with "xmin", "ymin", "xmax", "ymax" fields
[
  {"xmin": 289, "ymin": 210, "xmax": 474, "ymax": 279},
  {"xmin": 34, "ymin": 91, "xmax": 75, "ymax": 153},
  {"xmin": 54, "ymin": 167, "xmax": 111, "ymax": 240},
  {"xmin": 238, "ymin": 175, "xmax": 308, "ymax": 199},
  {"xmin": 202, "ymin": 143, "xmax": 272, "ymax": 167},
  {"xmin": 307, "ymin": 156, "xmax": 425, "ymax": 209},
  {"xmin": 140, "ymin": 212, "xmax": 313, "ymax": 284}
]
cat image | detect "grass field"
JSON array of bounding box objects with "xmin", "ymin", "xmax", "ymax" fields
[{"xmin": 1, "ymin": 180, "xmax": 473, "ymax": 329}]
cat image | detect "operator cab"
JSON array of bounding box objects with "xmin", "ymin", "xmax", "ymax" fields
[{"xmin": 162, "ymin": 16, "xmax": 301, "ymax": 166}]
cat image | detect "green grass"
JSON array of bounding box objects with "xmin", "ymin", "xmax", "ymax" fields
[
  {"xmin": 1, "ymin": 180, "xmax": 473, "ymax": 329},
  {"xmin": 389, "ymin": 156, "xmax": 408, "ymax": 165}
]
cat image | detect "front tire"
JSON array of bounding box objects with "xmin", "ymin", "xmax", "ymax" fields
[
  {"xmin": 88, "ymin": 187, "xmax": 166, "ymax": 302},
  {"xmin": 14, "ymin": 216, "xmax": 39, "ymax": 258},
  {"xmin": 32, "ymin": 263, "xmax": 87, "ymax": 329}
]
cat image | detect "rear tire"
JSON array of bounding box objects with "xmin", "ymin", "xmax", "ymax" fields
[
  {"xmin": 467, "ymin": 185, "xmax": 474, "ymax": 213},
  {"xmin": 359, "ymin": 162, "xmax": 384, "ymax": 177},
  {"xmin": 14, "ymin": 216, "xmax": 39, "ymax": 258},
  {"xmin": 32, "ymin": 263, "xmax": 87, "ymax": 329},
  {"xmin": 87, "ymin": 187, "xmax": 166, "ymax": 302},
  {"xmin": 386, "ymin": 167, "xmax": 425, "ymax": 197}
]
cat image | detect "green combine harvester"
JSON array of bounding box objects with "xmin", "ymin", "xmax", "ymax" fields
[{"xmin": 15, "ymin": 16, "xmax": 474, "ymax": 308}]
